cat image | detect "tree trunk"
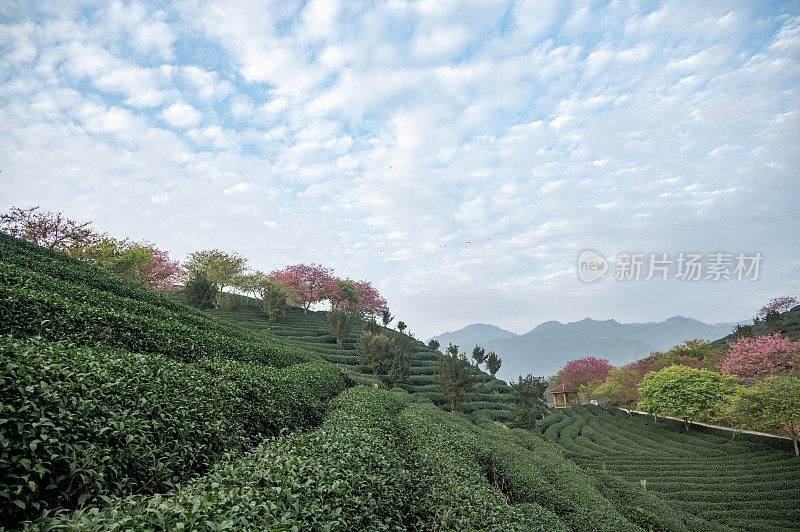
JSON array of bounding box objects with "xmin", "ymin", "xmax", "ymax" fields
[
  {"xmin": 684, "ymin": 418, "xmax": 690, "ymax": 432},
  {"xmin": 653, "ymin": 413, "xmax": 657, "ymax": 424},
  {"xmin": 793, "ymin": 436, "xmax": 798, "ymax": 458}
]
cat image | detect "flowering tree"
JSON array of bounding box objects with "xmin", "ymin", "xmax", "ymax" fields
[
  {"xmin": 757, "ymin": 296, "xmax": 798, "ymax": 319},
  {"xmin": 271, "ymin": 263, "xmax": 337, "ymax": 313},
  {"xmin": 560, "ymin": 356, "xmax": 613, "ymax": 399},
  {"xmin": 0, "ymin": 205, "xmax": 100, "ymax": 251},
  {"xmin": 720, "ymin": 333, "xmax": 800, "ymax": 379},
  {"xmin": 595, "ymin": 352, "xmax": 703, "ymax": 408},
  {"xmin": 353, "ymin": 280, "xmax": 388, "ymax": 317},
  {"xmin": 136, "ymin": 245, "xmax": 181, "ymax": 293}
]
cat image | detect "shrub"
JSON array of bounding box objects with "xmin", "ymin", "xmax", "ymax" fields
[{"xmin": 0, "ymin": 337, "xmax": 345, "ymax": 526}]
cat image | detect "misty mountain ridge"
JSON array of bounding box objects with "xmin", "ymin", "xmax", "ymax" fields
[{"xmin": 429, "ymin": 316, "xmax": 739, "ymax": 381}]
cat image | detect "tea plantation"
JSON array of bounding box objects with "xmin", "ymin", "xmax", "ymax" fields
[
  {"xmin": 538, "ymin": 405, "xmax": 800, "ymax": 531},
  {"xmin": 2, "ymin": 232, "xmax": 798, "ymax": 530},
  {"xmin": 204, "ymin": 297, "xmax": 518, "ymax": 421}
]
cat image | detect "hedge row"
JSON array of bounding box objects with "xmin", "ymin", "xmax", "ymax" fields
[
  {"xmin": 1, "ymin": 337, "xmax": 346, "ymax": 526},
  {"xmin": 27, "ymin": 387, "xmax": 424, "ymax": 531},
  {"xmin": 0, "ymin": 283, "xmax": 310, "ymax": 367},
  {"xmin": 536, "ymin": 406, "xmax": 800, "ymax": 530}
]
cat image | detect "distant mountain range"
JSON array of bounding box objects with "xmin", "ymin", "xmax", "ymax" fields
[{"xmin": 429, "ymin": 316, "xmax": 739, "ymax": 382}]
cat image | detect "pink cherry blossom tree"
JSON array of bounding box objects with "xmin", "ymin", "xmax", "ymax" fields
[
  {"xmin": 560, "ymin": 356, "xmax": 613, "ymax": 399},
  {"xmin": 720, "ymin": 333, "xmax": 800, "ymax": 379},
  {"xmin": 757, "ymin": 296, "xmax": 798, "ymax": 318},
  {"xmin": 135, "ymin": 245, "xmax": 182, "ymax": 293},
  {"xmin": 271, "ymin": 263, "xmax": 338, "ymax": 313},
  {"xmin": 353, "ymin": 280, "xmax": 388, "ymax": 317}
]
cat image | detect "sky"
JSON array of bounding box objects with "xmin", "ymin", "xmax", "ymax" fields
[{"xmin": 1, "ymin": 0, "xmax": 799, "ymax": 341}]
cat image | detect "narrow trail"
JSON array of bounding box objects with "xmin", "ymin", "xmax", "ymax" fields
[{"xmin": 622, "ymin": 409, "xmax": 791, "ymax": 440}]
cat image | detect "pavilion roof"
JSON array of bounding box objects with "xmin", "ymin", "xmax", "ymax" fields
[{"xmin": 549, "ymin": 384, "xmax": 579, "ymax": 393}]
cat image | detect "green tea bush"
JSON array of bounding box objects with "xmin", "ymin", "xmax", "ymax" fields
[
  {"xmin": 30, "ymin": 387, "xmax": 423, "ymax": 531},
  {"xmin": 0, "ymin": 284, "xmax": 309, "ymax": 367},
  {"xmin": 536, "ymin": 406, "xmax": 800, "ymax": 530},
  {"xmin": 0, "ymin": 337, "xmax": 345, "ymax": 526}
]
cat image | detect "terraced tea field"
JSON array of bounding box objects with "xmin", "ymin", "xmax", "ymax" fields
[
  {"xmin": 538, "ymin": 405, "xmax": 800, "ymax": 531},
  {"xmin": 207, "ymin": 298, "xmax": 517, "ymax": 421}
]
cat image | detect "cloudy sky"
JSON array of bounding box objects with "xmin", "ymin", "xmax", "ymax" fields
[{"xmin": 2, "ymin": 0, "xmax": 799, "ymax": 340}]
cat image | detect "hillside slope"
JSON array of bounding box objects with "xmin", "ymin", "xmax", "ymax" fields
[
  {"xmin": 538, "ymin": 406, "xmax": 800, "ymax": 531},
  {"xmin": 2, "ymin": 232, "xmax": 780, "ymax": 531},
  {"xmin": 202, "ymin": 297, "xmax": 518, "ymax": 421}
]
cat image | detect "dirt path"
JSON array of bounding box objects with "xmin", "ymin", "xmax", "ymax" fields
[{"xmin": 622, "ymin": 409, "xmax": 791, "ymax": 440}]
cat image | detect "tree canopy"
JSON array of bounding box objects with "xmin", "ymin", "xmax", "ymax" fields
[{"xmin": 638, "ymin": 365, "xmax": 736, "ymax": 431}]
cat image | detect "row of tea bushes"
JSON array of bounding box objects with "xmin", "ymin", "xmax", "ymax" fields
[
  {"xmin": 537, "ymin": 406, "xmax": 800, "ymax": 531},
  {"xmin": 26, "ymin": 387, "xmax": 425, "ymax": 531},
  {"xmin": 0, "ymin": 337, "xmax": 346, "ymax": 526}
]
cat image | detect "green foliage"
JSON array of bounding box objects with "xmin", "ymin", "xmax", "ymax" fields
[
  {"xmin": 36, "ymin": 388, "xmax": 425, "ymax": 531},
  {"xmin": 0, "ymin": 337, "xmax": 345, "ymax": 526},
  {"xmin": 326, "ymin": 307, "xmax": 350, "ymax": 345},
  {"xmin": 0, "ymin": 260, "xmax": 309, "ymax": 367},
  {"xmin": 721, "ymin": 375, "xmax": 800, "ymax": 456},
  {"xmin": 332, "ymin": 278, "xmax": 360, "ymax": 311},
  {"xmin": 510, "ymin": 374, "xmax": 549, "ymax": 429},
  {"xmin": 219, "ymin": 292, "xmax": 244, "ymax": 315},
  {"xmin": 381, "ymin": 308, "xmax": 394, "ymax": 327},
  {"xmin": 472, "ymin": 344, "xmax": 487, "ymax": 367},
  {"xmin": 537, "ymin": 405, "xmax": 800, "ymax": 530},
  {"xmin": 436, "ymin": 349, "xmax": 479, "ymax": 411},
  {"xmin": 388, "ymin": 350, "xmax": 410, "ymax": 388},
  {"xmin": 666, "ymin": 338, "xmax": 720, "ymax": 362},
  {"xmin": 427, "ymin": 339, "xmax": 439, "ymax": 351},
  {"xmin": 397, "ymin": 320, "xmax": 407, "ymax": 333},
  {"xmin": 357, "ymin": 330, "xmax": 398, "ymax": 375},
  {"xmin": 486, "ymin": 350, "xmax": 502, "ymax": 377},
  {"xmin": 638, "ymin": 365, "xmax": 737, "ymax": 431},
  {"xmin": 183, "ymin": 249, "xmax": 248, "ymax": 308},
  {"xmin": 183, "ymin": 269, "xmax": 217, "ymax": 309},
  {"xmin": 258, "ymin": 278, "xmax": 288, "ymax": 321}
]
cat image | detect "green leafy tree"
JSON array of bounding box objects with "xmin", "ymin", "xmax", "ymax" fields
[
  {"xmin": 666, "ymin": 338, "xmax": 719, "ymax": 362},
  {"xmin": 732, "ymin": 323, "xmax": 754, "ymax": 339},
  {"xmin": 236, "ymin": 271, "xmax": 267, "ymax": 300},
  {"xmin": 765, "ymin": 310, "xmax": 783, "ymax": 333},
  {"xmin": 220, "ymin": 293, "xmax": 244, "ymax": 315},
  {"xmin": 718, "ymin": 375, "xmax": 800, "ymax": 456},
  {"xmin": 397, "ymin": 321, "xmax": 407, "ymax": 334},
  {"xmin": 428, "ymin": 339, "xmax": 440, "ymax": 351},
  {"xmin": 436, "ymin": 349, "xmax": 478, "ymax": 412},
  {"xmin": 388, "ymin": 351, "xmax": 410, "ymax": 388},
  {"xmin": 357, "ymin": 331, "xmax": 398, "ymax": 376},
  {"xmin": 510, "ymin": 374, "xmax": 549, "ymax": 429},
  {"xmin": 183, "ymin": 270, "xmax": 217, "ymax": 310},
  {"xmin": 381, "ymin": 309, "xmax": 394, "ymax": 327},
  {"xmin": 638, "ymin": 366, "xmax": 736, "ymax": 431},
  {"xmin": 472, "ymin": 345, "xmax": 487, "ymax": 367},
  {"xmin": 327, "ymin": 308, "xmax": 351, "ymax": 346},
  {"xmin": 258, "ymin": 278, "xmax": 288, "ymax": 321},
  {"xmin": 184, "ymin": 249, "xmax": 248, "ymax": 308},
  {"xmin": 446, "ymin": 343, "xmax": 459, "ymax": 357},
  {"xmin": 486, "ymin": 351, "xmax": 502, "ymax": 378}
]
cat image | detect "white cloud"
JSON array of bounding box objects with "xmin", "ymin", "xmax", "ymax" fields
[
  {"xmin": 1, "ymin": 0, "xmax": 799, "ymax": 341},
  {"xmin": 160, "ymin": 102, "xmax": 202, "ymax": 128}
]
